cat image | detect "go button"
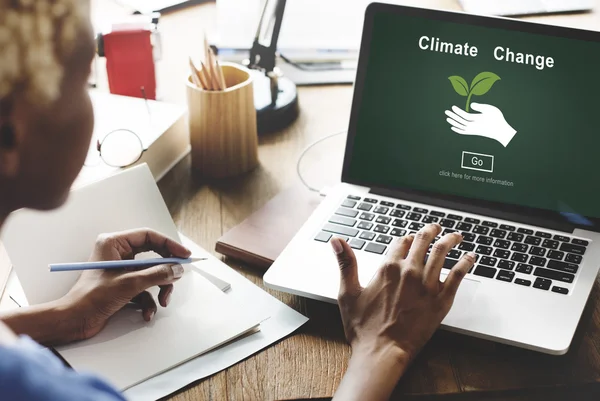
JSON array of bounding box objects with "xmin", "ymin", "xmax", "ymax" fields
[{"xmin": 461, "ymin": 151, "xmax": 494, "ymax": 173}]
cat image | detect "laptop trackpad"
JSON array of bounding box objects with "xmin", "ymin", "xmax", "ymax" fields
[{"xmin": 442, "ymin": 277, "xmax": 480, "ymax": 324}]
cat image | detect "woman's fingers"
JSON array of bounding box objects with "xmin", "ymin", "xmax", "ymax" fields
[
  {"xmin": 132, "ymin": 291, "xmax": 157, "ymax": 322},
  {"xmin": 442, "ymin": 252, "xmax": 477, "ymax": 300},
  {"xmin": 107, "ymin": 228, "xmax": 191, "ymax": 259},
  {"xmin": 423, "ymin": 232, "xmax": 463, "ymax": 286},
  {"xmin": 158, "ymin": 284, "xmax": 174, "ymax": 307},
  {"xmin": 385, "ymin": 235, "xmax": 414, "ymax": 263},
  {"xmin": 407, "ymin": 224, "xmax": 442, "ymax": 264}
]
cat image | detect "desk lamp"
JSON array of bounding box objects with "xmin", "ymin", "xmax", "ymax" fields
[{"xmin": 243, "ymin": 0, "xmax": 299, "ymax": 133}]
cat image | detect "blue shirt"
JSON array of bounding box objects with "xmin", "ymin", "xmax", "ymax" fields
[{"xmin": 0, "ymin": 336, "xmax": 125, "ymax": 401}]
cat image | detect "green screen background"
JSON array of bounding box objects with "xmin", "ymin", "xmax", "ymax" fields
[{"xmin": 348, "ymin": 12, "xmax": 600, "ymax": 218}]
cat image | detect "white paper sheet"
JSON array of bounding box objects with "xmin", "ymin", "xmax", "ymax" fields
[{"xmin": 124, "ymin": 234, "xmax": 309, "ymax": 401}]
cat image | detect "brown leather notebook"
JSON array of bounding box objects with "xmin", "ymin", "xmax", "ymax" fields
[{"xmin": 216, "ymin": 186, "xmax": 322, "ymax": 269}]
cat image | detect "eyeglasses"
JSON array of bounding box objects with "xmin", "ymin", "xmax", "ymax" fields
[{"xmin": 85, "ymin": 129, "xmax": 145, "ymax": 168}]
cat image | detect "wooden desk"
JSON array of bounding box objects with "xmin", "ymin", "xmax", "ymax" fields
[{"xmin": 75, "ymin": 1, "xmax": 600, "ymax": 399}]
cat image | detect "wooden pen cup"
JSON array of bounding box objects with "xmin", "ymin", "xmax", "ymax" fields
[{"xmin": 186, "ymin": 62, "xmax": 259, "ymax": 178}]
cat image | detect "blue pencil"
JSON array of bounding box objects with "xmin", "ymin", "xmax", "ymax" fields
[{"xmin": 49, "ymin": 257, "xmax": 206, "ymax": 272}]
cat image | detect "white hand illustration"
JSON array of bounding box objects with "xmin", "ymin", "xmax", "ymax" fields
[{"xmin": 445, "ymin": 102, "xmax": 517, "ymax": 147}]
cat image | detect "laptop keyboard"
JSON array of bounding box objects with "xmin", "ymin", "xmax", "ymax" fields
[{"xmin": 314, "ymin": 195, "xmax": 591, "ymax": 296}]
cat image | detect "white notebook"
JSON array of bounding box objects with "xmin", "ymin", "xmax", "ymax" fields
[{"xmin": 2, "ymin": 164, "xmax": 267, "ymax": 390}]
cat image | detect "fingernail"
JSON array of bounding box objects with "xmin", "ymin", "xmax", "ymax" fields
[
  {"xmin": 149, "ymin": 311, "xmax": 155, "ymax": 321},
  {"xmin": 165, "ymin": 291, "xmax": 172, "ymax": 306},
  {"xmin": 331, "ymin": 238, "xmax": 344, "ymax": 255},
  {"xmin": 467, "ymin": 252, "xmax": 476, "ymax": 260},
  {"xmin": 171, "ymin": 264, "xmax": 184, "ymax": 279}
]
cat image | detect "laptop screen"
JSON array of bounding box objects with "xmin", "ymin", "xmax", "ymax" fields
[{"xmin": 343, "ymin": 4, "xmax": 600, "ymax": 229}]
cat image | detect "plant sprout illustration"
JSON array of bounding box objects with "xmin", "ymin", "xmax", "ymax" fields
[{"xmin": 448, "ymin": 72, "xmax": 501, "ymax": 112}]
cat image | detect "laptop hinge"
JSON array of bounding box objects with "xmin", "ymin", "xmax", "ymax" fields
[{"xmin": 370, "ymin": 187, "xmax": 576, "ymax": 233}]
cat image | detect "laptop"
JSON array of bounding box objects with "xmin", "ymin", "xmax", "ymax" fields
[
  {"xmin": 459, "ymin": 0, "xmax": 594, "ymax": 17},
  {"xmin": 264, "ymin": 3, "xmax": 600, "ymax": 355}
]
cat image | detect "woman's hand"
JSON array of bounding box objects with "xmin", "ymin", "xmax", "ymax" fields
[
  {"xmin": 332, "ymin": 223, "xmax": 475, "ymax": 401},
  {"xmin": 62, "ymin": 228, "xmax": 192, "ymax": 341}
]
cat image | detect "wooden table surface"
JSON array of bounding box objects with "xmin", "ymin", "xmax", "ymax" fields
[{"xmin": 92, "ymin": 1, "xmax": 600, "ymax": 400}]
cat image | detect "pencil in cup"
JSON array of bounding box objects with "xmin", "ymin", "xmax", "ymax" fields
[{"xmin": 186, "ymin": 61, "xmax": 259, "ymax": 178}]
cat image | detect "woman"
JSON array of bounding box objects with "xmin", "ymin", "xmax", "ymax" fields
[{"xmin": 0, "ymin": 1, "xmax": 475, "ymax": 400}]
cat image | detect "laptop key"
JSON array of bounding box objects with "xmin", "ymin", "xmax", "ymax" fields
[
  {"xmin": 542, "ymin": 239, "xmax": 559, "ymax": 250},
  {"xmin": 482, "ymin": 221, "xmax": 498, "ymax": 228},
  {"xmin": 448, "ymin": 249, "xmax": 462, "ymax": 259},
  {"xmin": 517, "ymin": 228, "xmax": 534, "ymax": 235},
  {"xmin": 547, "ymin": 260, "xmax": 579, "ymax": 274},
  {"xmin": 529, "ymin": 256, "xmax": 547, "ymax": 267},
  {"xmin": 336, "ymin": 207, "xmax": 358, "ymax": 218},
  {"xmin": 534, "ymin": 267, "xmax": 574, "ymax": 283},
  {"xmin": 332, "ymin": 235, "xmax": 349, "ymax": 242},
  {"xmin": 414, "ymin": 207, "xmax": 428, "ymax": 214},
  {"xmin": 493, "ymin": 249, "xmax": 510, "ymax": 259},
  {"xmin": 524, "ymin": 236, "xmax": 541, "ymax": 246},
  {"xmin": 507, "ymin": 232, "xmax": 524, "ymax": 242},
  {"xmin": 359, "ymin": 231, "xmax": 376, "ymax": 241},
  {"xmin": 390, "ymin": 228, "xmax": 407, "ymax": 237},
  {"xmin": 376, "ymin": 235, "xmax": 393, "ymax": 244},
  {"xmin": 465, "ymin": 217, "xmax": 480, "ymax": 224},
  {"xmin": 462, "ymin": 233, "xmax": 476, "ymax": 242},
  {"xmin": 422, "ymin": 215, "xmax": 439, "ymax": 223},
  {"xmin": 374, "ymin": 225, "xmax": 390, "ymax": 234},
  {"xmin": 547, "ymin": 250, "xmax": 564, "ymax": 260},
  {"xmin": 347, "ymin": 195, "xmax": 361, "ymax": 200},
  {"xmin": 494, "ymin": 239, "xmax": 510, "ymax": 249},
  {"xmin": 314, "ymin": 231, "xmax": 332, "ymax": 243},
  {"xmin": 430, "ymin": 211, "xmax": 445, "ymax": 217},
  {"xmin": 392, "ymin": 219, "xmax": 408, "ymax": 228},
  {"xmin": 459, "ymin": 242, "xmax": 476, "ymax": 251},
  {"xmin": 341, "ymin": 199, "xmax": 357, "ymax": 208},
  {"xmin": 515, "ymin": 278, "xmax": 532, "ymax": 287},
  {"xmin": 533, "ymin": 278, "xmax": 552, "ymax": 291},
  {"xmin": 476, "ymin": 236, "xmax": 493, "ymax": 245},
  {"xmin": 496, "ymin": 270, "xmax": 515, "ymax": 282},
  {"xmin": 447, "ymin": 214, "xmax": 463, "ymax": 221},
  {"xmin": 498, "ymin": 260, "xmax": 515, "ymax": 270},
  {"xmin": 511, "ymin": 252, "xmax": 528, "ymax": 262},
  {"xmin": 490, "ymin": 229, "xmax": 507, "ymax": 239},
  {"xmin": 500, "ymin": 224, "xmax": 516, "ymax": 231},
  {"xmin": 554, "ymin": 235, "xmax": 570, "ymax": 242},
  {"xmin": 511, "ymin": 243, "xmax": 528, "ymax": 253},
  {"xmin": 552, "ymin": 286, "xmax": 569, "ymax": 295},
  {"xmin": 380, "ymin": 201, "xmax": 395, "ymax": 207},
  {"xmin": 365, "ymin": 242, "xmax": 386, "ymax": 254},
  {"xmin": 357, "ymin": 203, "xmax": 373, "ymax": 211},
  {"xmin": 390, "ymin": 209, "xmax": 405, "ymax": 218},
  {"xmin": 409, "ymin": 222, "xmax": 425, "ymax": 231},
  {"xmin": 480, "ymin": 257, "xmax": 497, "ymax": 267},
  {"xmin": 565, "ymin": 254, "xmax": 582, "ymax": 264},
  {"xmin": 406, "ymin": 213, "xmax": 422, "ymax": 221},
  {"xmin": 357, "ymin": 221, "xmax": 373, "ymax": 230},
  {"xmin": 516, "ymin": 263, "xmax": 533, "ymax": 274},
  {"xmin": 329, "ymin": 215, "xmax": 357, "ymax": 227},
  {"xmin": 535, "ymin": 231, "xmax": 552, "ymax": 239},
  {"xmin": 474, "ymin": 265, "xmax": 497, "ymax": 278},
  {"xmin": 456, "ymin": 222, "xmax": 473, "ymax": 231},
  {"xmin": 349, "ymin": 238, "xmax": 366, "ymax": 250},
  {"xmin": 476, "ymin": 245, "xmax": 493, "ymax": 255},
  {"xmin": 559, "ymin": 243, "xmax": 586, "ymax": 256},
  {"xmin": 364, "ymin": 198, "xmax": 378, "ymax": 204},
  {"xmin": 396, "ymin": 204, "xmax": 411, "ymax": 210},
  {"xmin": 375, "ymin": 216, "xmax": 391, "ymax": 224},
  {"xmin": 529, "ymin": 247, "xmax": 546, "ymax": 257},
  {"xmin": 373, "ymin": 206, "xmax": 389, "ymax": 215},
  {"xmin": 359, "ymin": 213, "xmax": 375, "ymax": 221},
  {"xmin": 572, "ymin": 239, "xmax": 589, "ymax": 246},
  {"xmin": 473, "ymin": 226, "xmax": 489, "ymax": 235},
  {"xmin": 323, "ymin": 223, "xmax": 359, "ymax": 238},
  {"xmin": 440, "ymin": 219, "xmax": 456, "ymax": 228}
]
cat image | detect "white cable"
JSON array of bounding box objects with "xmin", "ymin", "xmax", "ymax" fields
[{"xmin": 296, "ymin": 130, "xmax": 346, "ymax": 194}]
